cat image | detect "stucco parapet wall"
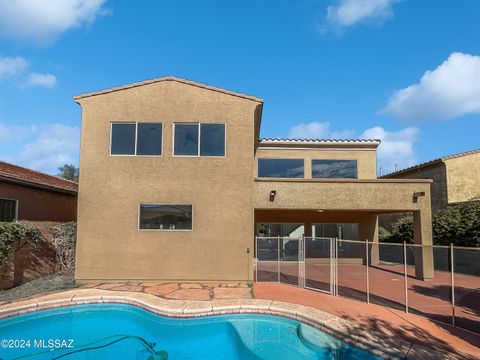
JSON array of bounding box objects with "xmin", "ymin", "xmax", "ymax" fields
[
  {"xmin": 254, "ymin": 178, "xmax": 432, "ymax": 211},
  {"xmin": 0, "ymin": 289, "xmax": 456, "ymax": 359}
]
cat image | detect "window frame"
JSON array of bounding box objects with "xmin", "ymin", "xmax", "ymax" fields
[
  {"xmin": 256, "ymin": 157, "xmax": 305, "ymax": 179},
  {"xmin": 311, "ymin": 159, "xmax": 358, "ymax": 179},
  {"xmin": 138, "ymin": 203, "xmax": 194, "ymax": 232},
  {"xmin": 0, "ymin": 198, "xmax": 19, "ymax": 222},
  {"xmin": 109, "ymin": 122, "xmax": 164, "ymax": 157},
  {"xmin": 172, "ymin": 122, "xmax": 227, "ymax": 158}
]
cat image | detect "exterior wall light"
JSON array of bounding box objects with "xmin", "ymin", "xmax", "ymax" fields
[
  {"xmin": 269, "ymin": 190, "xmax": 276, "ymax": 202},
  {"xmin": 413, "ymin": 191, "xmax": 426, "ymax": 203}
]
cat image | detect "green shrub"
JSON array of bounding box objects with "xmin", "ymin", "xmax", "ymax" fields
[
  {"xmin": 0, "ymin": 222, "xmax": 43, "ymax": 265},
  {"xmin": 382, "ymin": 201, "xmax": 480, "ymax": 246},
  {"xmin": 378, "ymin": 226, "xmax": 391, "ymax": 242}
]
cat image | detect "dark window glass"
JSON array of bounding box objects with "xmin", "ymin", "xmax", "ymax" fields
[
  {"xmin": 137, "ymin": 123, "xmax": 162, "ymax": 155},
  {"xmin": 174, "ymin": 124, "xmax": 199, "ymax": 156},
  {"xmin": 258, "ymin": 158, "xmax": 304, "ymax": 178},
  {"xmin": 0, "ymin": 199, "xmax": 17, "ymax": 222},
  {"xmin": 139, "ymin": 204, "xmax": 193, "ymax": 230},
  {"xmin": 111, "ymin": 123, "xmax": 136, "ymax": 155},
  {"xmin": 200, "ymin": 124, "xmax": 225, "ymax": 156},
  {"xmin": 312, "ymin": 160, "xmax": 358, "ymax": 179}
]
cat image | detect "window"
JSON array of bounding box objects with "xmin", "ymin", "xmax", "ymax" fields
[
  {"xmin": 110, "ymin": 122, "xmax": 162, "ymax": 156},
  {"xmin": 174, "ymin": 124, "xmax": 199, "ymax": 156},
  {"xmin": 111, "ymin": 123, "xmax": 136, "ymax": 155},
  {"xmin": 0, "ymin": 199, "xmax": 17, "ymax": 222},
  {"xmin": 312, "ymin": 160, "xmax": 358, "ymax": 179},
  {"xmin": 174, "ymin": 123, "xmax": 225, "ymax": 156},
  {"xmin": 139, "ymin": 204, "xmax": 193, "ymax": 230},
  {"xmin": 257, "ymin": 158, "xmax": 304, "ymax": 178},
  {"xmin": 200, "ymin": 124, "xmax": 225, "ymax": 156}
]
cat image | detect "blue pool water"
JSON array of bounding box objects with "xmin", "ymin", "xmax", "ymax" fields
[{"xmin": 0, "ymin": 304, "xmax": 381, "ymax": 359}]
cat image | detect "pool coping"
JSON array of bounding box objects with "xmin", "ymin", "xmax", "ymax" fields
[{"xmin": 0, "ymin": 289, "xmax": 460, "ymax": 360}]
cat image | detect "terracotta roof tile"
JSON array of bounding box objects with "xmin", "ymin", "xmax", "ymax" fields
[
  {"xmin": 259, "ymin": 138, "xmax": 381, "ymax": 145},
  {"xmin": 0, "ymin": 161, "xmax": 78, "ymax": 194},
  {"xmin": 73, "ymin": 76, "xmax": 263, "ymax": 103},
  {"xmin": 382, "ymin": 149, "xmax": 480, "ymax": 177}
]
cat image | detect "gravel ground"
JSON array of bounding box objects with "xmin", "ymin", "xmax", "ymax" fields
[{"xmin": 0, "ymin": 274, "xmax": 79, "ymax": 303}]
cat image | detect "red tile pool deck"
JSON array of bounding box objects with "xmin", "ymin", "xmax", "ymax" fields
[{"xmin": 254, "ymin": 282, "xmax": 480, "ymax": 359}]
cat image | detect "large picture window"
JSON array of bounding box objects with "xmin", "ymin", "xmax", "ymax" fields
[
  {"xmin": 174, "ymin": 123, "xmax": 225, "ymax": 156},
  {"xmin": 257, "ymin": 158, "xmax": 304, "ymax": 178},
  {"xmin": 110, "ymin": 122, "xmax": 162, "ymax": 156},
  {"xmin": 139, "ymin": 204, "xmax": 193, "ymax": 230},
  {"xmin": 312, "ymin": 160, "xmax": 358, "ymax": 179},
  {"xmin": 0, "ymin": 199, "xmax": 17, "ymax": 222}
]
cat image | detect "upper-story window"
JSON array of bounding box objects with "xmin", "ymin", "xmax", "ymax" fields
[
  {"xmin": 312, "ymin": 160, "xmax": 358, "ymax": 179},
  {"xmin": 110, "ymin": 122, "xmax": 162, "ymax": 156},
  {"xmin": 174, "ymin": 123, "xmax": 225, "ymax": 157},
  {"xmin": 258, "ymin": 158, "xmax": 304, "ymax": 178}
]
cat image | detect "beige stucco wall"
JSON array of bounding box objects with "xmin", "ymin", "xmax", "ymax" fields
[
  {"xmin": 445, "ymin": 153, "xmax": 480, "ymax": 204},
  {"xmin": 385, "ymin": 163, "xmax": 448, "ymax": 210},
  {"xmin": 255, "ymin": 147, "xmax": 377, "ymax": 179},
  {"xmin": 75, "ymin": 80, "xmax": 260, "ymax": 281}
]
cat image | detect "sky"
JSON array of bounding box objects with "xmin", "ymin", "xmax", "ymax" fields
[{"xmin": 0, "ymin": 0, "xmax": 479, "ymax": 176}]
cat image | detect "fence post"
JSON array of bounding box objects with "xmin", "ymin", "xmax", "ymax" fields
[
  {"xmin": 277, "ymin": 235, "xmax": 280, "ymax": 283},
  {"xmin": 404, "ymin": 241, "xmax": 409, "ymax": 313},
  {"xmin": 366, "ymin": 239, "xmax": 370, "ymax": 304},
  {"xmin": 451, "ymin": 243, "xmax": 456, "ymax": 327},
  {"xmin": 335, "ymin": 237, "xmax": 339, "ymax": 296},
  {"xmin": 254, "ymin": 236, "xmax": 257, "ymax": 283}
]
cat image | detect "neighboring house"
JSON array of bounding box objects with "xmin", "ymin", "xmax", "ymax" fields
[
  {"xmin": 381, "ymin": 150, "xmax": 480, "ymax": 210},
  {"xmin": 0, "ymin": 161, "xmax": 78, "ymax": 222},
  {"xmin": 73, "ymin": 76, "xmax": 434, "ymax": 283}
]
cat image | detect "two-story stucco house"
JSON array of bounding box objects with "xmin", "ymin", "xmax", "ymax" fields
[{"xmin": 73, "ymin": 76, "xmax": 434, "ymax": 283}]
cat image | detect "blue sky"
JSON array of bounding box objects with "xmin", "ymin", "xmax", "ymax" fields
[{"xmin": 0, "ymin": 0, "xmax": 479, "ymax": 175}]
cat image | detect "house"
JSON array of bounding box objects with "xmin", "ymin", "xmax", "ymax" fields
[
  {"xmin": 0, "ymin": 161, "xmax": 78, "ymax": 222},
  {"xmin": 73, "ymin": 76, "xmax": 434, "ymax": 283},
  {"xmin": 381, "ymin": 149, "xmax": 480, "ymax": 210}
]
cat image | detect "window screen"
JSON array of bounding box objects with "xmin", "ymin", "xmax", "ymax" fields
[
  {"xmin": 200, "ymin": 124, "xmax": 225, "ymax": 156},
  {"xmin": 174, "ymin": 124, "xmax": 199, "ymax": 156}
]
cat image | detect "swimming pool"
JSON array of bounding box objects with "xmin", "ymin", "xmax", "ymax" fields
[{"xmin": 0, "ymin": 304, "xmax": 380, "ymax": 359}]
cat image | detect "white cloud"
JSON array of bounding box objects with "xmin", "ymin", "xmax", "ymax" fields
[
  {"xmin": 381, "ymin": 52, "xmax": 480, "ymax": 121},
  {"xmin": 0, "ymin": 56, "xmax": 29, "ymax": 79},
  {"xmin": 361, "ymin": 126, "xmax": 419, "ymax": 173},
  {"xmin": 22, "ymin": 72, "xmax": 57, "ymax": 88},
  {"xmin": 325, "ymin": 0, "xmax": 398, "ymax": 31},
  {"xmin": 288, "ymin": 121, "xmax": 419, "ymax": 174},
  {"xmin": 0, "ymin": 123, "xmax": 36, "ymax": 141},
  {"xmin": 17, "ymin": 124, "xmax": 80, "ymax": 174},
  {"xmin": 289, "ymin": 121, "xmax": 355, "ymax": 139},
  {"xmin": 0, "ymin": 0, "xmax": 108, "ymax": 43}
]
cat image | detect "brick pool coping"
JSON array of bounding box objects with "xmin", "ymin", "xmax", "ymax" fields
[{"xmin": 0, "ymin": 288, "xmax": 463, "ymax": 360}]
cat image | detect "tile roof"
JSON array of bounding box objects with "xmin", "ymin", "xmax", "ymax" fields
[
  {"xmin": 382, "ymin": 149, "xmax": 480, "ymax": 177},
  {"xmin": 0, "ymin": 161, "xmax": 78, "ymax": 194},
  {"xmin": 73, "ymin": 76, "xmax": 264, "ymax": 103},
  {"xmin": 259, "ymin": 138, "xmax": 381, "ymax": 146}
]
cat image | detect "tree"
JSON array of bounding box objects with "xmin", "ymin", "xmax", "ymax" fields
[
  {"xmin": 380, "ymin": 200, "xmax": 480, "ymax": 247},
  {"xmin": 57, "ymin": 164, "xmax": 79, "ymax": 182}
]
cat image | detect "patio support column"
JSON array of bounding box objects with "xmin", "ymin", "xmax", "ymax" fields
[
  {"xmin": 304, "ymin": 222, "xmax": 312, "ymax": 237},
  {"xmin": 360, "ymin": 215, "xmax": 379, "ymax": 265},
  {"xmin": 413, "ymin": 210, "xmax": 434, "ymax": 281}
]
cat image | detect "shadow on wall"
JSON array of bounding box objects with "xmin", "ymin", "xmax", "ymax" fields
[{"xmin": 0, "ymin": 222, "xmax": 59, "ymax": 289}]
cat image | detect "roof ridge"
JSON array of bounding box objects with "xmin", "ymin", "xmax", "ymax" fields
[
  {"xmin": 382, "ymin": 149, "xmax": 480, "ymax": 177},
  {"xmin": 73, "ymin": 76, "xmax": 264, "ymax": 103},
  {"xmin": 0, "ymin": 160, "xmax": 78, "ymax": 185}
]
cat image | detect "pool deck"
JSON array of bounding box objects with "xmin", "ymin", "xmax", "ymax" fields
[{"xmin": 0, "ymin": 281, "xmax": 478, "ymax": 359}]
